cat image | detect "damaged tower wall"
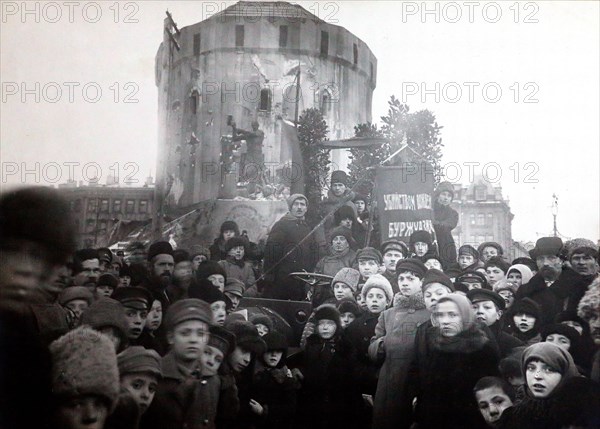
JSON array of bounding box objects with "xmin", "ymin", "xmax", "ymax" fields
[{"xmin": 156, "ymin": 3, "xmax": 377, "ymax": 207}]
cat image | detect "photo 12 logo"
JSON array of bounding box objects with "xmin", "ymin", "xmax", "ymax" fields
[
  {"xmin": 1, "ymin": 1, "xmax": 140, "ymax": 24},
  {"xmin": 401, "ymin": 82, "xmax": 540, "ymax": 104},
  {"xmin": 400, "ymin": 1, "xmax": 540, "ymax": 24},
  {"xmin": 1, "ymin": 162, "xmax": 142, "ymax": 185},
  {"xmin": 1, "ymin": 82, "xmax": 139, "ymax": 104}
]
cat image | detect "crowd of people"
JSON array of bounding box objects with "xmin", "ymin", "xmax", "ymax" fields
[{"xmin": 1, "ymin": 177, "xmax": 599, "ymax": 429}]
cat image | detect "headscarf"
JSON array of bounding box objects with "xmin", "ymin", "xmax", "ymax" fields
[
  {"xmin": 507, "ymin": 263, "xmax": 534, "ymax": 286},
  {"xmin": 522, "ymin": 342, "xmax": 580, "ymax": 398},
  {"xmin": 432, "ymin": 293, "xmax": 476, "ymax": 331}
]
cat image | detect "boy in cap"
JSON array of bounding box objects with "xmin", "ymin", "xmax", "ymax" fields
[
  {"xmin": 219, "ymin": 236, "xmax": 256, "ymax": 292},
  {"xmin": 467, "ymin": 289, "xmax": 524, "ymax": 358},
  {"xmin": 210, "ymin": 220, "xmax": 240, "ymax": 262},
  {"xmin": 421, "ymin": 269, "xmax": 455, "ymax": 312},
  {"xmin": 494, "ymin": 280, "xmax": 518, "ymax": 309},
  {"xmin": 117, "ymin": 346, "xmax": 162, "ymax": 415},
  {"xmin": 355, "ymin": 247, "xmax": 383, "ymax": 285},
  {"xmin": 96, "ymin": 273, "xmax": 119, "ymax": 298},
  {"xmin": 58, "ymin": 286, "xmax": 94, "ymax": 327},
  {"xmin": 224, "ymin": 278, "xmax": 245, "ymax": 312},
  {"xmin": 112, "ymin": 286, "xmax": 154, "ymax": 342},
  {"xmin": 80, "ymin": 297, "xmax": 130, "ymax": 352},
  {"xmin": 201, "ymin": 325, "xmax": 236, "ymax": 378},
  {"xmin": 395, "ymin": 258, "xmax": 428, "ymax": 303},
  {"xmin": 457, "ymin": 270, "xmax": 490, "ymax": 291},
  {"xmin": 142, "ymin": 298, "xmax": 213, "ymax": 429},
  {"xmin": 315, "ymin": 226, "xmax": 357, "ymax": 277},
  {"xmin": 484, "ymin": 256, "xmax": 511, "ymax": 288},
  {"xmin": 458, "ymin": 244, "xmax": 480, "ymax": 271}
]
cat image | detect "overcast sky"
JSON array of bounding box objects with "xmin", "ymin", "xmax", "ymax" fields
[{"xmin": 1, "ymin": 1, "xmax": 598, "ymax": 242}]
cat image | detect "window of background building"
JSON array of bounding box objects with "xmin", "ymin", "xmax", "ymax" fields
[
  {"xmin": 477, "ymin": 213, "xmax": 485, "ymax": 226},
  {"xmin": 260, "ymin": 88, "xmax": 272, "ymax": 111},
  {"xmin": 113, "ymin": 199, "xmax": 122, "ymax": 213},
  {"xmin": 235, "ymin": 25, "xmax": 244, "ymax": 47},
  {"xmin": 353, "ymin": 43, "xmax": 358, "ymax": 65},
  {"xmin": 470, "ymin": 214, "xmax": 476, "ymax": 225},
  {"xmin": 279, "ymin": 25, "xmax": 288, "ymax": 48},
  {"xmin": 99, "ymin": 220, "xmax": 107, "ymax": 232},
  {"xmin": 126, "ymin": 200, "xmax": 135, "ymax": 214},
  {"xmin": 477, "ymin": 235, "xmax": 486, "ymax": 244},
  {"xmin": 100, "ymin": 199, "xmax": 109, "ymax": 213},
  {"xmin": 193, "ymin": 33, "xmax": 201, "ymax": 55},
  {"xmin": 139, "ymin": 200, "xmax": 148, "ymax": 214},
  {"xmin": 487, "ymin": 213, "xmax": 494, "ymax": 226},
  {"xmin": 88, "ymin": 199, "xmax": 98, "ymax": 212},
  {"xmin": 320, "ymin": 31, "xmax": 329, "ymax": 56},
  {"xmin": 475, "ymin": 185, "xmax": 487, "ymax": 201}
]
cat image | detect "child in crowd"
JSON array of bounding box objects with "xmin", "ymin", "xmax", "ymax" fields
[
  {"xmin": 48, "ymin": 327, "xmax": 119, "ymax": 429},
  {"xmin": 421, "ymin": 269, "xmax": 455, "ymax": 312},
  {"xmin": 337, "ymin": 298, "xmax": 362, "ymax": 329},
  {"xmin": 499, "ymin": 342, "xmax": 600, "ymax": 428},
  {"xmin": 252, "ymin": 331, "xmax": 302, "ymax": 429},
  {"xmin": 484, "ymin": 256, "xmax": 510, "ymax": 288},
  {"xmin": 424, "ymin": 255, "xmax": 443, "ymax": 271},
  {"xmin": 478, "ymin": 242, "xmax": 505, "ymax": 264},
  {"xmin": 355, "ymin": 247, "xmax": 383, "ymax": 286},
  {"xmin": 112, "ymin": 286, "xmax": 154, "ymax": 345},
  {"xmin": 458, "ymin": 245, "xmax": 480, "ymax": 271},
  {"xmin": 80, "ymin": 297, "xmax": 130, "ymax": 353},
  {"xmin": 498, "ymin": 357, "xmax": 525, "ymax": 396},
  {"xmin": 138, "ymin": 298, "xmax": 167, "ymax": 356},
  {"xmin": 58, "ymin": 286, "xmax": 94, "ymax": 326},
  {"xmin": 210, "ymin": 220, "xmax": 240, "ymax": 261},
  {"xmin": 507, "ymin": 298, "xmax": 542, "ymax": 345},
  {"xmin": 96, "ymin": 273, "xmax": 118, "ymax": 298},
  {"xmin": 141, "ymin": 299, "xmax": 213, "ymax": 429},
  {"xmin": 370, "ymin": 258, "xmax": 429, "ymax": 429},
  {"xmin": 409, "ymin": 230, "xmax": 436, "ymax": 262},
  {"xmin": 494, "ymin": 280, "xmax": 518, "ymax": 309},
  {"xmin": 251, "ymin": 314, "xmax": 274, "ymax": 337},
  {"xmin": 188, "ymin": 283, "xmax": 228, "ymax": 326},
  {"xmin": 219, "ymin": 236, "xmax": 256, "ymax": 291},
  {"xmin": 196, "ymin": 261, "xmax": 228, "ymax": 292},
  {"xmin": 315, "ymin": 227, "xmax": 357, "ymax": 277},
  {"xmin": 456, "ymin": 271, "xmax": 490, "ymax": 291},
  {"xmin": 541, "ymin": 323, "xmax": 590, "ymax": 375},
  {"xmin": 224, "ymin": 278, "xmax": 245, "ymax": 311},
  {"xmin": 473, "ymin": 376, "xmax": 515, "ymax": 427},
  {"xmin": 119, "ymin": 264, "xmax": 132, "ymax": 287},
  {"xmin": 505, "ymin": 264, "xmax": 534, "ymax": 288}
]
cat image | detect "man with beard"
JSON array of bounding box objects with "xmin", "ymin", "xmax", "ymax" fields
[
  {"xmin": 72, "ymin": 248, "xmax": 101, "ymax": 293},
  {"xmin": 514, "ymin": 237, "xmax": 565, "ymax": 326},
  {"xmin": 145, "ymin": 241, "xmax": 175, "ymax": 307}
]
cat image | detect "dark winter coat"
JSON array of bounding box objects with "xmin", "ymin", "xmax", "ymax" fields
[
  {"xmin": 209, "ymin": 238, "xmax": 228, "ymax": 261},
  {"xmin": 251, "ymin": 366, "xmax": 301, "ymax": 429},
  {"xmin": 344, "ymin": 311, "xmax": 381, "ymax": 395},
  {"xmin": 432, "ymin": 201, "xmax": 459, "ymax": 269},
  {"xmin": 219, "ymin": 258, "xmax": 256, "ymax": 292},
  {"xmin": 514, "ymin": 273, "xmax": 562, "ymax": 326},
  {"xmin": 488, "ymin": 320, "xmax": 524, "ymax": 358},
  {"xmin": 263, "ymin": 213, "xmax": 319, "ymax": 300},
  {"xmin": 498, "ymin": 376, "xmax": 600, "ymax": 429},
  {"xmin": 369, "ymin": 294, "xmax": 430, "ymax": 429},
  {"xmin": 549, "ymin": 267, "xmax": 598, "ymax": 313},
  {"xmin": 410, "ymin": 323, "xmax": 500, "ymax": 429}
]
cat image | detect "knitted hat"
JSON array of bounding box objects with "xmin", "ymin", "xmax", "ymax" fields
[
  {"xmin": 173, "ymin": 249, "xmax": 191, "ymax": 265},
  {"xmin": 381, "ymin": 239, "xmax": 409, "ymax": 257},
  {"xmin": 164, "ymin": 298, "xmax": 213, "ymax": 332},
  {"xmin": 286, "ymin": 193, "xmax": 308, "ymax": 210},
  {"xmin": 522, "ymin": 342, "xmax": 579, "ymax": 379},
  {"xmin": 329, "ymin": 226, "xmax": 356, "ymax": 247},
  {"xmin": 117, "ymin": 346, "xmax": 162, "ymax": 378},
  {"xmin": 434, "ymin": 181, "xmax": 454, "ymax": 198},
  {"xmin": 0, "ymin": 187, "xmax": 76, "ymax": 265},
  {"xmin": 314, "ymin": 304, "xmax": 342, "ymax": 333},
  {"xmin": 220, "ymin": 220, "xmax": 240, "ymax": 235},
  {"xmin": 506, "ymin": 264, "xmax": 534, "ymax": 285},
  {"xmin": 208, "ymin": 325, "xmax": 236, "ymax": 357},
  {"xmin": 477, "ymin": 242, "xmax": 504, "ymax": 257},
  {"xmin": 250, "ymin": 314, "xmax": 274, "ymax": 332},
  {"xmin": 49, "ymin": 327, "xmax": 119, "ymax": 410},
  {"xmin": 188, "ymin": 284, "xmax": 226, "ymax": 304},
  {"xmin": 422, "ymin": 269, "xmax": 455, "ymax": 293},
  {"xmin": 493, "ymin": 279, "xmax": 518, "ymax": 295},
  {"xmin": 97, "ymin": 273, "xmax": 119, "ymax": 289},
  {"xmin": 195, "ymin": 261, "xmax": 227, "ymax": 281},
  {"xmin": 330, "ymin": 170, "xmax": 349, "ymax": 186},
  {"xmin": 356, "ymin": 247, "xmax": 382, "ymax": 264},
  {"xmin": 337, "ymin": 298, "xmax": 361, "ymax": 317},
  {"xmin": 409, "ymin": 230, "xmax": 433, "ymax": 246},
  {"xmin": 362, "ymin": 274, "xmax": 394, "ymax": 303},
  {"xmin": 224, "ymin": 320, "xmax": 266, "ymax": 355},
  {"xmin": 334, "ymin": 206, "xmax": 356, "ymax": 225},
  {"xmin": 80, "ymin": 297, "xmax": 129, "ymax": 351},
  {"xmin": 147, "ymin": 241, "xmax": 174, "ymax": 261},
  {"xmin": 331, "ymin": 267, "xmax": 361, "ymax": 292},
  {"xmin": 396, "ymin": 258, "xmax": 427, "ymax": 278},
  {"xmin": 467, "ymin": 289, "xmax": 506, "ymax": 311},
  {"xmin": 529, "ymin": 237, "xmax": 563, "ymax": 260},
  {"xmin": 434, "ymin": 294, "xmax": 476, "ymax": 330},
  {"xmin": 224, "ymin": 278, "xmax": 245, "ymax": 298},
  {"xmin": 484, "ymin": 256, "xmax": 510, "ymax": 274},
  {"xmin": 458, "ymin": 244, "xmax": 479, "ymax": 259},
  {"xmin": 58, "ymin": 286, "xmax": 94, "ymax": 306},
  {"xmin": 111, "ymin": 287, "xmax": 153, "ymax": 311},
  {"xmin": 224, "ymin": 236, "xmax": 248, "ymax": 253},
  {"xmin": 512, "ymin": 297, "xmax": 541, "ymax": 319}
]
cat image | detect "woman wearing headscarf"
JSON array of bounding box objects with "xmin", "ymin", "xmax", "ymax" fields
[
  {"xmin": 505, "ymin": 264, "xmax": 534, "ymax": 288},
  {"xmin": 410, "ymin": 294, "xmax": 500, "ymax": 429},
  {"xmin": 499, "ymin": 342, "xmax": 600, "ymax": 429}
]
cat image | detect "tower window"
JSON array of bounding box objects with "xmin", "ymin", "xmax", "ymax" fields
[
  {"xmin": 320, "ymin": 31, "xmax": 329, "ymax": 56},
  {"xmin": 279, "ymin": 25, "xmax": 288, "ymax": 48},
  {"xmin": 193, "ymin": 33, "xmax": 201, "ymax": 55},
  {"xmin": 353, "ymin": 43, "xmax": 358, "ymax": 65},
  {"xmin": 260, "ymin": 88, "xmax": 272, "ymax": 111},
  {"xmin": 235, "ymin": 25, "xmax": 245, "ymax": 47}
]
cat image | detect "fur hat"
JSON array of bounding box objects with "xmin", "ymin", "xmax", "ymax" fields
[
  {"xmin": 334, "ymin": 206, "xmax": 356, "ymax": 225},
  {"xmin": 173, "ymin": 249, "xmax": 191, "ymax": 265},
  {"xmin": 337, "ymin": 298, "xmax": 361, "ymax": 317},
  {"xmin": 263, "ymin": 331, "xmax": 288, "ymax": 351},
  {"xmin": 286, "ymin": 193, "xmax": 308, "ymax": 210},
  {"xmin": 220, "ymin": 220, "xmax": 240, "ymax": 235},
  {"xmin": 0, "ymin": 187, "xmax": 76, "ymax": 265},
  {"xmin": 250, "ymin": 314, "xmax": 274, "ymax": 332},
  {"xmin": 564, "ymin": 238, "xmax": 599, "ymax": 260},
  {"xmin": 362, "ymin": 274, "xmax": 394, "ymax": 303},
  {"xmin": 208, "ymin": 325, "xmax": 236, "ymax": 357},
  {"xmin": 58, "ymin": 286, "xmax": 94, "ymax": 306},
  {"xmin": 410, "ymin": 230, "xmax": 433, "ymax": 246},
  {"xmin": 381, "ymin": 239, "xmax": 409, "ymax": 257},
  {"xmin": 434, "ymin": 181, "xmax": 454, "ymax": 198},
  {"xmin": 331, "ymin": 267, "xmax": 361, "ymax": 292},
  {"xmin": 422, "ymin": 269, "xmax": 455, "ymax": 293},
  {"xmin": 225, "ymin": 236, "xmax": 248, "ymax": 253},
  {"xmin": 356, "ymin": 247, "xmax": 382, "ymax": 264},
  {"xmin": 396, "ymin": 258, "xmax": 427, "ymax": 278},
  {"xmin": 314, "ymin": 304, "xmax": 342, "ymax": 333},
  {"xmin": 353, "ymin": 193, "xmax": 368, "ymax": 204},
  {"xmin": 458, "ymin": 244, "xmax": 479, "ymax": 259},
  {"xmin": 493, "ymin": 279, "xmax": 518, "ymax": 295},
  {"xmin": 195, "ymin": 261, "xmax": 227, "ymax": 282},
  {"xmin": 97, "ymin": 273, "xmax": 119, "ymax": 289},
  {"xmin": 189, "ymin": 283, "xmax": 226, "ymax": 304},
  {"xmin": 117, "ymin": 346, "xmax": 162, "ymax": 378},
  {"xmin": 529, "ymin": 237, "xmax": 563, "ymax": 260},
  {"xmin": 477, "ymin": 242, "xmax": 504, "ymax": 257},
  {"xmin": 164, "ymin": 298, "xmax": 213, "ymax": 331},
  {"xmin": 49, "ymin": 327, "xmax": 119, "ymax": 410},
  {"xmin": 512, "ymin": 297, "xmax": 541, "ymax": 319},
  {"xmin": 329, "ymin": 226, "xmax": 356, "ymax": 247},
  {"xmin": 330, "ymin": 170, "xmax": 349, "ymax": 186},
  {"xmin": 577, "ymin": 276, "xmax": 600, "ymax": 323},
  {"xmin": 540, "ymin": 324, "xmax": 581, "ymax": 347},
  {"xmin": 147, "ymin": 241, "xmax": 174, "ymax": 261},
  {"xmin": 80, "ymin": 297, "xmax": 129, "ymax": 352},
  {"xmin": 225, "ymin": 320, "xmax": 266, "ymax": 355},
  {"xmin": 484, "ymin": 256, "xmax": 510, "ymax": 274}
]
